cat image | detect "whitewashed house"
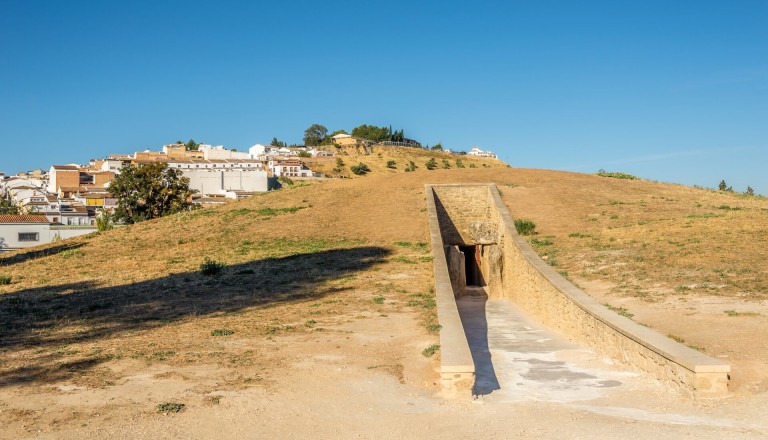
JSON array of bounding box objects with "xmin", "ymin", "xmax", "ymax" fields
[
  {"xmin": 466, "ymin": 146, "xmax": 497, "ymax": 158},
  {"xmin": 0, "ymin": 214, "xmax": 96, "ymax": 251}
]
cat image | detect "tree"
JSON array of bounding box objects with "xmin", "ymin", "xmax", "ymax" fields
[
  {"xmin": 0, "ymin": 198, "xmax": 18, "ymax": 215},
  {"xmin": 271, "ymin": 137, "xmax": 287, "ymax": 148},
  {"xmin": 425, "ymin": 158, "xmax": 437, "ymax": 170},
  {"xmin": 304, "ymin": 124, "xmax": 328, "ymax": 146},
  {"xmin": 431, "ymin": 143, "xmax": 443, "ymax": 151},
  {"xmin": 298, "ymin": 150, "xmax": 312, "ymax": 158},
  {"xmin": 351, "ymin": 124, "xmax": 390, "ymax": 142},
  {"xmin": 110, "ymin": 163, "xmax": 194, "ymax": 224},
  {"xmin": 185, "ymin": 139, "xmax": 200, "ymax": 151},
  {"xmin": 330, "ymin": 129, "xmax": 348, "ymax": 137},
  {"xmin": 718, "ymin": 180, "xmax": 733, "ymax": 192},
  {"xmin": 351, "ymin": 163, "xmax": 370, "ymax": 175},
  {"xmin": 746, "ymin": 186, "xmax": 755, "ymax": 196}
]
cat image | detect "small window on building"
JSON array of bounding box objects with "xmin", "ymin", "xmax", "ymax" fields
[{"xmin": 18, "ymin": 232, "xmax": 39, "ymax": 242}]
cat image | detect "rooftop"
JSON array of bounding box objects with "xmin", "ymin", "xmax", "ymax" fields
[{"xmin": 0, "ymin": 214, "xmax": 51, "ymax": 224}]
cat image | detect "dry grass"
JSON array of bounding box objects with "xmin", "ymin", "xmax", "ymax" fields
[{"xmin": 1, "ymin": 161, "xmax": 767, "ymax": 401}]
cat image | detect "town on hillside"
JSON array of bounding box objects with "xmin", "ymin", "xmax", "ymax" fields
[{"xmin": 1, "ymin": 127, "xmax": 498, "ymax": 251}]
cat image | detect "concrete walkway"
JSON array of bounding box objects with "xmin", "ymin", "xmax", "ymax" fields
[{"xmin": 457, "ymin": 292, "xmax": 634, "ymax": 403}]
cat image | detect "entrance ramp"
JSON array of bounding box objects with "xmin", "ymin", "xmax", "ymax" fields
[{"xmin": 425, "ymin": 183, "xmax": 730, "ymax": 398}]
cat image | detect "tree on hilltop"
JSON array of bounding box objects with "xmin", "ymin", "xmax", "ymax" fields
[
  {"xmin": 304, "ymin": 124, "xmax": 328, "ymax": 146},
  {"xmin": 110, "ymin": 163, "xmax": 194, "ymax": 224}
]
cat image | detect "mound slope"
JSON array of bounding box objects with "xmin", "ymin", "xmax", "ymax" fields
[{"xmin": 1, "ymin": 165, "xmax": 767, "ymax": 437}]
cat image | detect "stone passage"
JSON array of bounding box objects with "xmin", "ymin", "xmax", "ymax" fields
[{"xmin": 425, "ymin": 183, "xmax": 730, "ymax": 398}]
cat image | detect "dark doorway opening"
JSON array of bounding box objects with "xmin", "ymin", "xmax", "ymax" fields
[{"xmin": 460, "ymin": 245, "xmax": 481, "ymax": 286}]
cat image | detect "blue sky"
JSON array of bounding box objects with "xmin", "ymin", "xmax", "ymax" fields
[{"xmin": 2, "ymin": 1, "xmax": 766, "ymax": 193}]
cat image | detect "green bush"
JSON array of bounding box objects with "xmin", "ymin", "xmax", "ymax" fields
[
  {"xmin": 200, "ymin": 257, "xmax": 225, "ymax": 276},
  {"xmin": 422, "ymin": 344, "xmax": 440, "ymax": 357},
  {"xmin": 514, "ymin": 219, "xmax": 537, "ymax": 236},
  {"xmin": 0, "ymin": 275, "xmax": 11, "ymax": 285},
  {"xmin": 96, "ymin": 211, "xmax": 113, "ymax": 232},
  {"xmin": 278, "ymin": 175, "xmax": 294, "ymax": 186},
  {"xmin": 157, "ymin": 403, "xmax": 185, "ymax": 413},
  {"xmin": 351, "ymin": 162, "xmax": 370, "ymax": 175},
  {"xmin": 425, "ymin": 158, "xmax": 437, "ymax": 170},
  {"xmin": 404, "ymin": 161, "xmax": 417, "ymax": 172},
  {"xmin": 211, "ymin": 329, "xmax": 235, "ymax": 336},
  {"xmin": 386, "ymin": 160, "xmax": 396, "ymax": 169},
  {"xmin": 596, "ymin": 169, "xmax": 639, "ymax": 180}
]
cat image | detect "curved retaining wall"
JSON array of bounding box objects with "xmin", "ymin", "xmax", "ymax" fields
[{"xmin": 426, "ymin": 183, "xmax": 730, "ymax": 398}]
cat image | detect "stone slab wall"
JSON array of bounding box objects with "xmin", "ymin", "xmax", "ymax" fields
[
  {"xmin": 431, "ymin": 185, "xmax": 491, "ymax": 246},
  {"xmin": 426, "ymin": 183, "xmax": 730, "ymax": 398}
]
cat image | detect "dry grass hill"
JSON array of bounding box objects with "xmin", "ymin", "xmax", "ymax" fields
[{"xmin": 1, "ymin": 147, "xmax": 767, "ymax": 438}]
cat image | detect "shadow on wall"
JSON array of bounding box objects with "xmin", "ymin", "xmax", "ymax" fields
[
  {"xmin": 432, "ymin": 193, "xmax": 463, "ymax": 246},
  {"xmin": 0, "ymin": 246, "xmax": 390, "ymax": 387}
]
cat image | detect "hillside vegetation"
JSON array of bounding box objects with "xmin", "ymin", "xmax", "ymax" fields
[{"xmin": 1, "ymin": 156, "xmax": 768, "ymax": 434}]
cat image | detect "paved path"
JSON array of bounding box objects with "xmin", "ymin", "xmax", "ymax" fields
[{"xmin": 457, "ymin": 293, "xmax": 634, "ymax": 403}]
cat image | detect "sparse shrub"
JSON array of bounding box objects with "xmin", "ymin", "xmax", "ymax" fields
[
  {"xmin": 426, "ymin": 324, "xmax": 442, "ymax": 333},
  {"xmin": 351, "ymin": 162, "xmax": 370, "ymax": 175},
  {"xmin": 210, "ymin": 329, "xmax": 234, "ymax": 336},
  {"xmin": 297, "ymin": 150, "xmax": 312, "ymax": 157},
  {"xmin": 386, "ymin": 160, "xmax": 397, "ymax": 169},
  {"xmin": 441, "ymin": 159, "xmax": 451, "ymax": 169},
  {"xmin": 455, "ymin": 159, "xmax": 464, "ymax": 168},
  {"xmin": 200, "ymin": 257, "xmax": 225, "ymax": 276},
  {"xmin": 425, "ymin": 158, "xmax": 437, "ymax": 170},
  {"xmin": 157, "ymin": 402, "xmax": 185, "ymax": 413},
  {"xmin": 514, "ymin": 219, "xmax": 537, "ymax": 235},
  {"xmin": 718, "ymin": 180, "xmax": 733, "ymax": 192},
  {"xmin": 96, "ymin": 211, "xmax": 113, "ymax": 232},
  {"xmin": 404, "ymin": 161, "xmax": 417, "ymax": 172},
  {"xmin": 469, "ymin": 163, "xmax": 477, "ymax": 168},
  {"xmin": 278, "ymin": 175, "xmax": 294, "ymax": 186},
  {"xmin": 746, "ymin": 186, "xmax": 755, "ymax": 196},
  {"xmin": 596, "ymin": 170, "xmax": 639, "ymax": 180},
  {"xmin": 373, "ymin": 295, "xmax": 385, "ymax": 304},
  {"xmin": 604, "ymin": 303, "xmax": 634, "ymax": 319},
  {"xmin": 422, "ymin": 344, "xmax": 440, "ymax": 357},
  {"xmin": 0, "ymin": 275, "xmax": 11, "ymax": 285}
]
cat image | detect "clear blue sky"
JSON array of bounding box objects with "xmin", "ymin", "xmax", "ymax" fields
[{"xmin": 2, "ymin": 1, "xmax": 766, "ymax": 193}]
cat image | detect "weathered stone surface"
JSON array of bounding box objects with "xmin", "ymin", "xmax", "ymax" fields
[
  {"xmin": 445, "ymin": 245, "xmax": 466, "ymax": 297},
  {"xmin": 468, "ymin": 221, "xmax": 497, "ymax": 244}
]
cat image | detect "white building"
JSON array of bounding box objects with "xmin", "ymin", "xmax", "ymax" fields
[
  {"xmin": 165, "ymin": 159, "xmax": 269, "ymax": 196},
  {"xmin": 466, "ymin": 146, "xmax": 497, "ymax": 158},
  {"xmin": 199, "ymin": 145, "xmax": 251, "ymax": 161},
  {"xmin": 0, "ymin": 214, "xmax": 96, "ymax": 251}
]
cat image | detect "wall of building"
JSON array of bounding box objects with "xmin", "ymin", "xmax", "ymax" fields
[
  {"xmin": 426, "ymin": 183, "xmax": 730, "ymax": 398},
  {"xmin": 0, "ymin": 224, "xmax": 95, "ymax": 250},
  {"xmin": 183, "ymin": 169, "xmax": 268, "ymax": 196}
]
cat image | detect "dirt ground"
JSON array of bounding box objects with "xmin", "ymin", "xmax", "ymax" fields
[{"xmin": 2, "ymin": 166, "xmax": 768, "ymax": 438}]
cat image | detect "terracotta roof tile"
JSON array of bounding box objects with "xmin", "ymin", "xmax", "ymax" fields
[{"xmin": 0, "ymin": 215, "xmax": 50, "ymax": 224}]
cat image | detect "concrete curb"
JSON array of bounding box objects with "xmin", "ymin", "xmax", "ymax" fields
[{"xmin": 424, "ymin": 185, "xmax": 475, "ymax": 391}]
